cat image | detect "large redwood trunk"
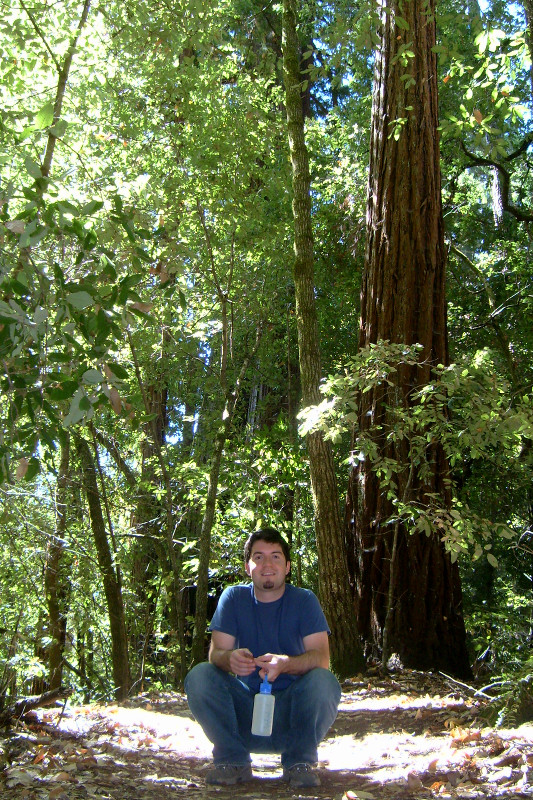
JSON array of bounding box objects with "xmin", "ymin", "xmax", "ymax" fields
[{"xmin": 345, "ymin": 0, "xmax": 471, "ymax": 677}]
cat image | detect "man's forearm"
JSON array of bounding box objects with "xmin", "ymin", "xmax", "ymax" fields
[
  {"xmin": 209, "ymin": 645, "xmax": 232, "ymax": 672},
  {"xmin": 209, "ymin": 643, "xmax": 257, "ymax": 677},
  {"xmin": 256, "ymin": 648, "xmax": 329, "ymax": 679},
  {"xmin": 283, "ymin": 649, "xmax": 329, "ymax": 674}
]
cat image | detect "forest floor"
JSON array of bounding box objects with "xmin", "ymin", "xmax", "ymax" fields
[{"xmin": 2, "ymin": 670, "xmax": 533, "ymax": 800}]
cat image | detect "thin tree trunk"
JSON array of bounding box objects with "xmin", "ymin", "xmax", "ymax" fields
[
  {"xmin": 282, "ymin": 0, "xmax": 364, "ymax": 676},
  {"xmin": 1, "ymin": 614, "xmax": 22, "ymax": 708},
  {"xmin": 45, "ymin": 435, "xmax": 71, "ymax": 691},
  {"xmin": 76, "ymin": 435, "xmax": 130, "ymax": 699},
  {"xmin": 127, "ymin": 330, "xmax": 188, "ymax": 687},
  {"xmin": 190, "ymin": 325, "xmax": 263, "ymax": 667},
  {"xmin": 522, "ymin": 0, "xmax": 533, "ymax": 99},
  {"xmin": 20, "ymin": 0, "xmax": 91, "ymax": 181},
  {"xmin": 129, "ymin": 381, "xmax": 168, "ymax": 684}
]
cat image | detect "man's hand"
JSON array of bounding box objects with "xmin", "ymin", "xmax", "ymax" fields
[
  {"xmin": 229, "ymin": 648, "xmax": 256, "ymax": 676},
  {"xmin": 209, "ymin": 632, "xmax": 256, "ymax": 675},
  {"xmin": 254, "ymin": 633, "xmax": 330, "ymax": 680},
  {"xmin": 254, "ymin": 653, "xmax": 289, "ymax": 682}
]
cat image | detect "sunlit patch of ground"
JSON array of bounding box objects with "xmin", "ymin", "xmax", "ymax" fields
[{"xmin": 2, "ymin": 673, "xmax": 533, "ymax": 799}]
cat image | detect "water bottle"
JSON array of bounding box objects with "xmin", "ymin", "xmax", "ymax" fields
[{"xmin": 251, "ymin": 676, "xmax": 275, "ymax": 736}]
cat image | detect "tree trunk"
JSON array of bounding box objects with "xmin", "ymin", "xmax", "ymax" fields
[
  {"xmin": 190, "ymin": 326, "xmax": 263, "ymax": 667},
  {"xmin": 128, "ymin": 329, "xmax": 190, "ymax": 687},
  {"xmin": 522, "ymin": 0, "xmax": 533, "ymax": 99},
  {"xmin": 129, "ymin": 381, "xmax": 168, "ymax": 684},
  {"xmin": 76, "ymin": 435, "xmax": 130, "ymax": 699},
  {"xmin": 345, "ymin": 0, "xmax": 471, "ymax": 678},
  {"xmin": 45, "ymin": 435, "xmax": 71, "ymax": 691},
  {"xmin": 282, "ymin": 0, "xmax": 365, "ymax": 676}
]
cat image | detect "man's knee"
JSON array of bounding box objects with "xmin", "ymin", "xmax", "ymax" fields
[
  {"xmin": 299, "ymin": 668, "xmax": 341, "ymax": 704},
  {"xmin": 185, "ymin": 661, "xmax": 218, "ymax": 697}
]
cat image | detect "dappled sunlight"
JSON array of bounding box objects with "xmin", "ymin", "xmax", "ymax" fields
[{"xmin": 15, "ymin": 673, "xmax": 530, "ymax": 799}]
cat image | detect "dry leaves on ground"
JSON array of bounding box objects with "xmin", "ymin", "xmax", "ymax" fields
[{"xmin": 1, "ymin": 670, "xmax": 533, "ymax": 800}]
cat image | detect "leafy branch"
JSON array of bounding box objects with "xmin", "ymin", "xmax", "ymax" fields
[{"xmin": 299, "ymin": 340, "xmax": 532, "ymax": 563}]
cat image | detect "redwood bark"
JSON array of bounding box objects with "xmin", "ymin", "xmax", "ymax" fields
[{"xmin": 345, "ymin": 0, "xmax": 471, "ymax": 677}]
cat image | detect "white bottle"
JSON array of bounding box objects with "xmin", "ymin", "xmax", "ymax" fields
[{"xmin": 251, "ymin": 676, "xmax": 275, "ymax": 736}]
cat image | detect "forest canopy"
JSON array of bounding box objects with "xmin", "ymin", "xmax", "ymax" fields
[{"xmin": 0, "ymin": 0, "xmax": 532, "ymax": 706}]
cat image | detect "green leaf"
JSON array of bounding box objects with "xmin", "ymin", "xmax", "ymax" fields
[
  {"xmin": 24, "ymin": 156, "xmax": 43, "ymax": 180},
  {"xmin": 35, "ymin": 102, "xmax": 54, "ymax": 130},
  {"xmin": 48, "ymin": 382, "xmax": 78, "ymax": 400},
  {"xmin": 28, "ymin": 226, "xmax": 49, "ymax": 247},
  {"xmin": 67, "ymin": 291, "xmax": 94, "ymax": 309},
  {"xmin": 49, "ymin": 119, "xmax": 68, "ymax": 137},
  {"xmin": 57, "ymin": 200, "xmax": 79, "ymax": 216},
  {"xmin": 80, "ymin": 200, "xmax": 104, "ymax": 216},
  {"xmin": 19, "ymin": 126, "xmax": 36, "ymax": 142},
  {"xmin": 106, "ymin": 362, "xmax": 129, "ymax": 380},
  {"xmin": 24, "ymin": 457, "xmax": 40, "ymax": 482},
  {"xmin": 64, "ymin": 389, "xmax": 91, "ymax": 427},
  {"xmin": 82, "ymin": 369, "xmax": 104, "ymax": 385},
  {"xmin": 83, "ymin": 230, "xmax": 98, "ymax": 250},
  {"xmin": 395, "ymin": 16, "xmax": 410, "ymax": 30},
  {"xmin": 475, "ymin": 31, "xmax": 488, "ymax": 53}
]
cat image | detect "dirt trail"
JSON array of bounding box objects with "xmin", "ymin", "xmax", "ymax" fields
[{"xmin": 2, "ymin": 670, "xmax": 533, "ymax": 800}]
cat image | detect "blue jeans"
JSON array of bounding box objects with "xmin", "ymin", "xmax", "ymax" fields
[{"xmin": 185, "ymin": 662, "xmax": 341, "ymax": 768}]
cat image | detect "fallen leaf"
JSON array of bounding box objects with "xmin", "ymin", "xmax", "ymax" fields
[
  {"xmin": 495, "ymin": 748, "xmax": 523, "ymax": 767},
  {"xmin": 407, "ymin": 770, "xmax": 424, "ymax": 790},
  {"xmin": 49, "ymin": 787, "xmax": 70, "ymax": 799},
  {"xmin": 451, "ymin": 729, "xmax": 481, "ymax": 747},
  {"xmin": 49, "ymin": 771, "xmax": 72, "ymax": 782},
  {"xmin": 446, "ymin": 770, "xmax": 463, "ymax": 786}
]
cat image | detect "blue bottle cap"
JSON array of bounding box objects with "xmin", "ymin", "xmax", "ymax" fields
[{"xmin": 260, "ymin": 676, "xmax": 272, "ymax": 693}]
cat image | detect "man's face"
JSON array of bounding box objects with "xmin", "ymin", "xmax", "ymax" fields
[{"xmin": 245, "ymin": 540, "xmax": 290, "ymax": 597}]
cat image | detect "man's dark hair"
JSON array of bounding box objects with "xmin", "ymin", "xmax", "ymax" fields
[{"xmin": 244, "ymin": 528, "xmax": 291, "ymax": 564}]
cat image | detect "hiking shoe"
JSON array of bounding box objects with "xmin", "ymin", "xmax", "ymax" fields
[
  {"xmin": 283, "ymin": 763, "xmax": 321, "ymax": 787},
  {"xmin": 205, "ymin": 763, "xmax": 253, "ymax": 785}
]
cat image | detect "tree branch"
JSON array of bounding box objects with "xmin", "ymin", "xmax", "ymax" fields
[
  {"xmin": 41, "ymin": 0, "xmax": 92, "ymax": 179},
  {"xmin": 91, "ymin": 429, "xmax": 137, "ymax": 488},
  {"xmin": 460, "ymin": 140, "xmax": 533, "ymax": 223},
  {"xmin": 19, "ymin": 0, "xmax": 61, "ymax": 72}
]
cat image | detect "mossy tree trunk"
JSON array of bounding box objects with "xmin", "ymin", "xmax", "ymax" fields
[{"xmin": 282, "ymin": 0, "xmax": 364, "ymax": 677}]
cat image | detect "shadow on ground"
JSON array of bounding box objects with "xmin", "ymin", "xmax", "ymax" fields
[{"xmin": 2, "ymin": 671, "xmax": 533, "ymax": 800}]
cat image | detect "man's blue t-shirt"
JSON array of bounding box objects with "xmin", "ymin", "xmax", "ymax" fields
[{"xmin": 209, "ymin": 583, "xmax": 330, "ymax": 692}]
